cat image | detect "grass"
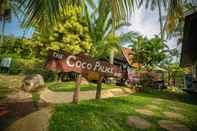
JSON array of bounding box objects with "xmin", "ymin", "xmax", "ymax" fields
[
  {"xmin": 47, "ymin": 81, "xmax": 116, "ymax": 92},
  {"xmin": 49, "ymin": 90, "xmax": 197, "ymax": 131}
]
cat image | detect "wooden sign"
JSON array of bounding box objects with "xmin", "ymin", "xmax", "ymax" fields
[{"xmin": 45, "ymin": 52, "xmax": 126, "ymax": 80}]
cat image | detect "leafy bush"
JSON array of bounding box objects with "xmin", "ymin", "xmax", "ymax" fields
[{"xmin": 0, "ymin": 56, "xmax": 57, "ymax": 81}]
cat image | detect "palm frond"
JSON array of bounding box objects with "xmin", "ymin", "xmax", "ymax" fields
[
  {"xmin": 111, "ymin": 0, "xmax": 137, "ymax": 31},
  {"xmin": 17, "ymin": 0, "xmax": 80, "ymax": 30}
]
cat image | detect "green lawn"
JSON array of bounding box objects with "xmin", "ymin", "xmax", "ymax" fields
[
  {"xmin": 47, "ymin": 81, "xmax": 116, "ymax": 92},
  {"xmin": 49, "ymin": 90, "xmax": 197, "ymax": 131}
]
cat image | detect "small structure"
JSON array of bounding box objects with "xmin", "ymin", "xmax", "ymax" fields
[
  {"xmin": 0, "ymin": 57, "xmax": 12, "ymax": 73},
  {"xmin": 180, "ymin": 11, "xmax": 197, "ymax": 93}
]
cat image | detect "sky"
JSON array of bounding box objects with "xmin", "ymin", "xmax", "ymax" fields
[
  {"xmin": 118, "ymin": 7, "xmax": 178, "ymax": 49},
  {"xmin": 3, "ymin": 6, "xmax": 177, "ymax": 49},
  {"xmin": 3, "ymin": 13, "xmax": 34, "ymax": 38}
]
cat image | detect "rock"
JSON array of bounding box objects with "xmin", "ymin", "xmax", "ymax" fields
[
  {"xmin": 158, "ymin": 120, "xmax": 190, "ymax": 131},
  {"xmin": 146, "ymin": 105, "xmax": 160, "ymax": 110},
  {"xmin": 21, "ymin": 74, "xmax": 45, "ymax": 92},
  {"xmin": 151, "ymin": 101, "xmax": 161, "ymax": 105},
  {"xmin": 135, "ymin": 109, "xmax": 155, "ymax": 116},
  {"xmin": 163, "ymin": 112, "xmax": 184, "ymax": 119},
  {"xmin": 127, "ymin": 116, "xmax": 152, "ymax": 129}
]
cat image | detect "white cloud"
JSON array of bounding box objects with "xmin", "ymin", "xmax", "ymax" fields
[
  {"xmin": 128, "ymin": 8, "xmax": 160, "ymax": 38},
  {"xmin": 118, "ymin": 7, "xmax": 178, "ymax": 49}
]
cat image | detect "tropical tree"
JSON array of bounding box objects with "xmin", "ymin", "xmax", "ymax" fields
[
  {"xmin": 1, "ymin": 0, "xmax": 197, "ymax": 37},
  {"xmin": 1, "ymin": 36, "xmax": 34, "ymax": 58},
  {"xmin": 167, "ymin": 64, "xmax": 185, "ymax": 87},
  {"xmin": 32, "ymin": 6, "xmax": 93, "ymax": 57},
  {"xmin": 130, "ymin": 35, "xmax": 166, "ymax": 68},
  {"xmin": 0, "ymin": 0, "xmax": 11, "ymax": 48},
  {"xmin": 138, "ymin": 0, "xmax": 197, "ymax": 40},
  {"xmin": 21, "ymin": 0, "xmax": 136, "ymax": 30}
]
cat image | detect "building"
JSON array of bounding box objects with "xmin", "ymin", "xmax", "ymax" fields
[
  {"xmin": 181, "ymin": 11, "xmax": 197, "ymax": 77},
  {"xmin": 180, "ymin": 11, "xmax": 197, "ymax": 92}
]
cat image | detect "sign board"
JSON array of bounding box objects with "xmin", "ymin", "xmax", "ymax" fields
[{"xmin": 45, "ymin": 52, "xmax": 126, "ymax": 80}]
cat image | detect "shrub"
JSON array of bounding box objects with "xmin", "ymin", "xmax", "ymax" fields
[
  {"xmin": 31, "ymin": 92, "xmax": 40, "ymax": 109},
  {"xmin": 0, "ymin": 56, "xmax": 58, "ymax": 81}
]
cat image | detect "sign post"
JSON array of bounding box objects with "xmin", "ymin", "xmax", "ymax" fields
[
  {"xmin": 96, "ymin": 76, "xmax": 104, "ymax": 99},
  {"xmin": 45, "ymin": 51, "xmax": 126, "ymax": 103},
  {"xmin": 73, "ymin": 74, "xmax": 81, "ymax": 104}
]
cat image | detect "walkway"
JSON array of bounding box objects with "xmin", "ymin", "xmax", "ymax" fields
[
  {"xmin": 41, "ymin": 87, "xmax": 134, "ymax": 103},
  {"xmin": 4, "ymin": 88, "xmax": 134, "ymax": 131}
]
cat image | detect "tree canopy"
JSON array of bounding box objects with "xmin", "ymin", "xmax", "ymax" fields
[
  {"xmin": 33, "ymin": 6, "xmax": 93, "ymax": 57},
  {"xmin": 130, "ymin": 36, "xmax": 166, "ymax": 68}
]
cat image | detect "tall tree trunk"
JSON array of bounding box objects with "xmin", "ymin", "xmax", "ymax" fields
[
  {"xmin": 110, "ymin": 48, "xmax": 115, "ymax": 64},
  {"xmin": 173, "ymin": 77, "xmax": 176, "ymax": 87},
  {"xmin": 0, "ymin": 17, "xmax": 5, "ymax": 49},
  {"xmin": 72, "ymin": 74, "xmax": 81, "ymax": 104},
  {"xmin": 96, "ymin": 76, "xmax": 103, "ymax": 99},
  {"xmin": 157, "ymin": 0, "xmax": 164, "ymax": 40}
]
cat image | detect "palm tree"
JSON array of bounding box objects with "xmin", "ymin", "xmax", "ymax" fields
[
  {"xmin": 84, "ymin": 0, "xmax": 139, "ymax": 98},
  {"xmin": 2, "ymin": 0, "xmax": 135, "ymax": 33},
  {"xmin": 138, "ymin": 0, "xmax": 196, "ymax": 40},
  {"xmin": 0, "ymin": 0, "xmax": 11, "ymax": 48},
  {"xmin": 84, "ymin": 0, "xmax": 117, "ymax": 59},
  {"xmin": 1, "ymin": 0, "xmax": 196, "ymax": 47}
]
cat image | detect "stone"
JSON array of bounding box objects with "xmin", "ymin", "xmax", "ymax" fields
[
  {"xmin": 21, "ymin": 74, "xmax": 45, "ymax": 92},
  {"xmin": 151, "ymin": 101, "xmax": 161, "ymax": 105},
  {"xmin": 169, "ymin": 106, "xmax": 184, "ymax": 111},
  {"xmin": 127, "ymin": 116, "xmax": 151, "ymax": 129},
  {"xmin": 135, "ymin": 109, "xmax": 154, "ymax": 116},
  {"xmin": 146, "ymin": 105, "xmax": 160, "ymax": 110},
  {"xmin": 163, "ymin": 112, "xmax": 184, "ymax": 119},
  {"xmin": 158, "ymin": 120, "xmax": 190, "ymax": 131}
]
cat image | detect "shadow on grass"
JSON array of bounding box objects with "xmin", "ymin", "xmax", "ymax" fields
[{"xmin": 132, "ymin": 89, "xmax": 197, "ymax": 106}]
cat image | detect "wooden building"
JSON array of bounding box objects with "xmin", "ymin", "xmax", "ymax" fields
[
  {"xmin": 180, "ymin": 11, "xmax": 197, "ymax": 92},
  {"xmin": 181, "ymin": 11, "xmax": 197, "ymax": 77}
]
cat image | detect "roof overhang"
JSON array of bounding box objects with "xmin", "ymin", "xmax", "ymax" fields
[{"xmin": 180, "ymin": 11, "xmax": 197, "ymax": 67}]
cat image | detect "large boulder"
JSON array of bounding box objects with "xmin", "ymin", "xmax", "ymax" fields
[{"xmin": 21, "ymin": 74, "xmax": 45, "ymax": 92}]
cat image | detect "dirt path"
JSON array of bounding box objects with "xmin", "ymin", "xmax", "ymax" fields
[
  {"xmin": 4, "ymin": 88, "xmax": 134, "ymax": 131},
  {"xmin": 5, "ymin": 107, "xmax": 52, "ymax": 131},
  {"xmin": 40, "ymin": 87, "xmax": 134, "ymax": 103}
]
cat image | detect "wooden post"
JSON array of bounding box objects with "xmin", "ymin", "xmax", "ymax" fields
[
  {"xmin": 73, "ymin": 74, "xmax": 81, "ymax": 104},
  {"xmin": 96, "ymin": 76, "xmax": 104, "ymax": 99}
]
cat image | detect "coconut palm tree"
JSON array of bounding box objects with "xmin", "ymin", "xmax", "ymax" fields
[
  {"xmin": 84, "ymin": 0, "xmax": 140, "ymax": 98},
  {"xmin": 1, "ymin": 0, "xmax": 196, "ymax": 41},
  {"xmin": 0, "ymin": 0, "xmax": 11, "ymax": 48},
  {"xmin": 139, "ymin": 0, "xmax": 197, "ymax": 39},
  {"xmin": 84, "ymin": 0, "xmax": 139, "ymax": 60},
  {"xmin": 6, "ymin": 0, "xmax": 136, "ymax": 32}
]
